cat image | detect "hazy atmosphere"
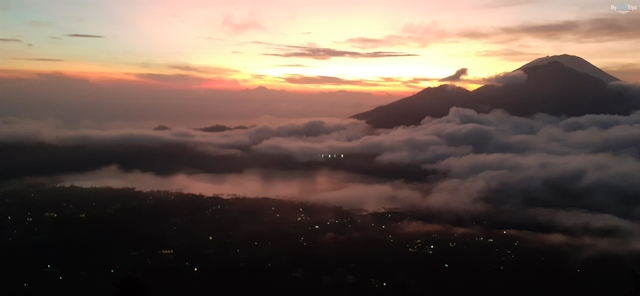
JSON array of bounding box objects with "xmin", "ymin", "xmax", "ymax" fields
[{"xmin": 2, "ymin": 1, "xmax": 640, "ymax": 295}]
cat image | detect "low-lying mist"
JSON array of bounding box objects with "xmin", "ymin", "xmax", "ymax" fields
[{"xmin": 2, "ymin": 107, "xmax": 640, "ymax": 254}]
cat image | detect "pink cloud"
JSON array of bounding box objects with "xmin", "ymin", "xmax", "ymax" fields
[{"xmin": 221, "ymin": 14, "xmax": 266, "ymax": 34}]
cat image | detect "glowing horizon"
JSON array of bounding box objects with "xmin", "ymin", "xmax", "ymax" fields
[{"xmin": 1, "ymin": 0, "xmax": 639, "ymax": 94}]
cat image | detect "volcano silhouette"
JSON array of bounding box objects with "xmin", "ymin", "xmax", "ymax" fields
[{"xmin": 351, "ymin": 54, "xmax": 638, "ymax": 129}]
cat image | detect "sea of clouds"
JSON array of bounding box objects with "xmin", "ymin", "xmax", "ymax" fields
[{"xmin": 2, "ymin": 107, "xmax": 640, "ymax": 253}]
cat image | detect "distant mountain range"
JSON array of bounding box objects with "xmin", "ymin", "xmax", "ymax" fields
[
  {"xmin": 152, "ymin": 124, "xmax": 256, "ymax": 132},
  {"xmin": 153, "ymin": 125, "xmax": 171, "ymax": 131},
  {"xmin": 351, "ymin": 54, "xmax": 638, "ymax": 129},
  {"xmin": 195, "ymin": 124, "xmax": 255, "ymax": 133}
]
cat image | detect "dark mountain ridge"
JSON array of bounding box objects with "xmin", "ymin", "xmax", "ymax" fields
[
  {"xmin": 195, "ymin": 124, "xmax": 256, "ymax": 133},
  {"xmin": 351, "ymin": 55, "xmax": 638, "ymax": 129},
  {"xmin": 153, "ymin": 125, "xmax": 171, "ymax": 131}
]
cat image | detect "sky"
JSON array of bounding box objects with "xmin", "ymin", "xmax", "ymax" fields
[{"xmin": 1, "ymin": 0, "xmax": 639, "ymax": 94}]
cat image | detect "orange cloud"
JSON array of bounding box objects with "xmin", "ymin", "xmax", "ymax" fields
[
  {"xmin": 342, "ymin": 15, "xmax": 640, "ymax": 50},
  {"xmin": 343, "ymin": 21, "xmax": 448, "ymax": 49}
]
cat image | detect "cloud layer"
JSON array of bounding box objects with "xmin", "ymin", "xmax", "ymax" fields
[
  {"xmin": 2, "ymin": 107, "xmax": 640, "ymax": 252},
  {"xmin": 440, "ymin": 68, "xmax": 468, "ymax": 82},
  {"xmin": 343, "ymin": 15, "xmax": 640, "ymax": 50}
]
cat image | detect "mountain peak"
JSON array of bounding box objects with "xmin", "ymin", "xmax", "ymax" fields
[
  {"xmin": 516, "ymin": 54, "xmax": 619, "ymax": 83},
  {"xmin": 152, "ymin": 125, "xmax": 171, "ymax": 131},
  {"xmin": 351, "ymin": 55, "xmax": 637, "ymax": 128}
]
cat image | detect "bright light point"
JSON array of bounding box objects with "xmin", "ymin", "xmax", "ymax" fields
[
  {"xmin": 315, "ymin": 226, "xmax": 319, "ymax": 228},
  {"xmin": 209, "ymin": 236, "xmax": 212, "ymax": 240},
  {"xmin": 328, "ymin": 155, "xmax": 331, "ymax": 158},
  {"xmin": 59, "ymin": 277, "xmax": 62, "ymax": 280},
  {"xmin": 111, "ymin": 270, "xmax": 114, "ymax": 273},
  {"xmin": 445, "ymin": 264, "xmax": 448, "ymax": 267},
  {"xmin": 47, "ymin": 265, "xmax": 50, "ymax": 268},
  {"xmin": 341, "ymin": 154, "xmax": 344, "ymax": 158},
  {"xmin": 503, "ymin": 231, "xmax": 507, "ymax": 234},
  {"xmin": 194, "ymin": 268, "xmax": 198, "ymax": 271}
]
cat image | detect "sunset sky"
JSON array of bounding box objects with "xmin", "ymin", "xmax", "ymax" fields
[{"xmin": 1, "ymin": 0, "xmax": 639, "ymax": 94}]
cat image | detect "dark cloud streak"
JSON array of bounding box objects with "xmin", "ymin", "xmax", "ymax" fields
[
  {"xmin": 253, "ymin": 41, "xmax": 418, "ymax": 60},
  {"xmin": 264, "ymin": 48, "xmax": 418, "ymax": 60},
  {"xmin": 12, "ymin": 58, "xmax": 64, "ymax": 62},
  {"xmin": 65, "ymin": 34, "xmax": 104, "ymax": 38}
]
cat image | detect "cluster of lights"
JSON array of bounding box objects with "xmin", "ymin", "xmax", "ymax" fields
[{"xmin": 319, "ymin": 154, "xmax": 345, "ymax": 158}]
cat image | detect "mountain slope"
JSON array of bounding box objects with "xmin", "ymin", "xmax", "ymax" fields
[
  {"xmin": 351, "ymin": 57, "xmax": 638, "ymax": 129},
  {"xmin": 351, "ymin": 85, "xmax": 471, "ymax": 128}
]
